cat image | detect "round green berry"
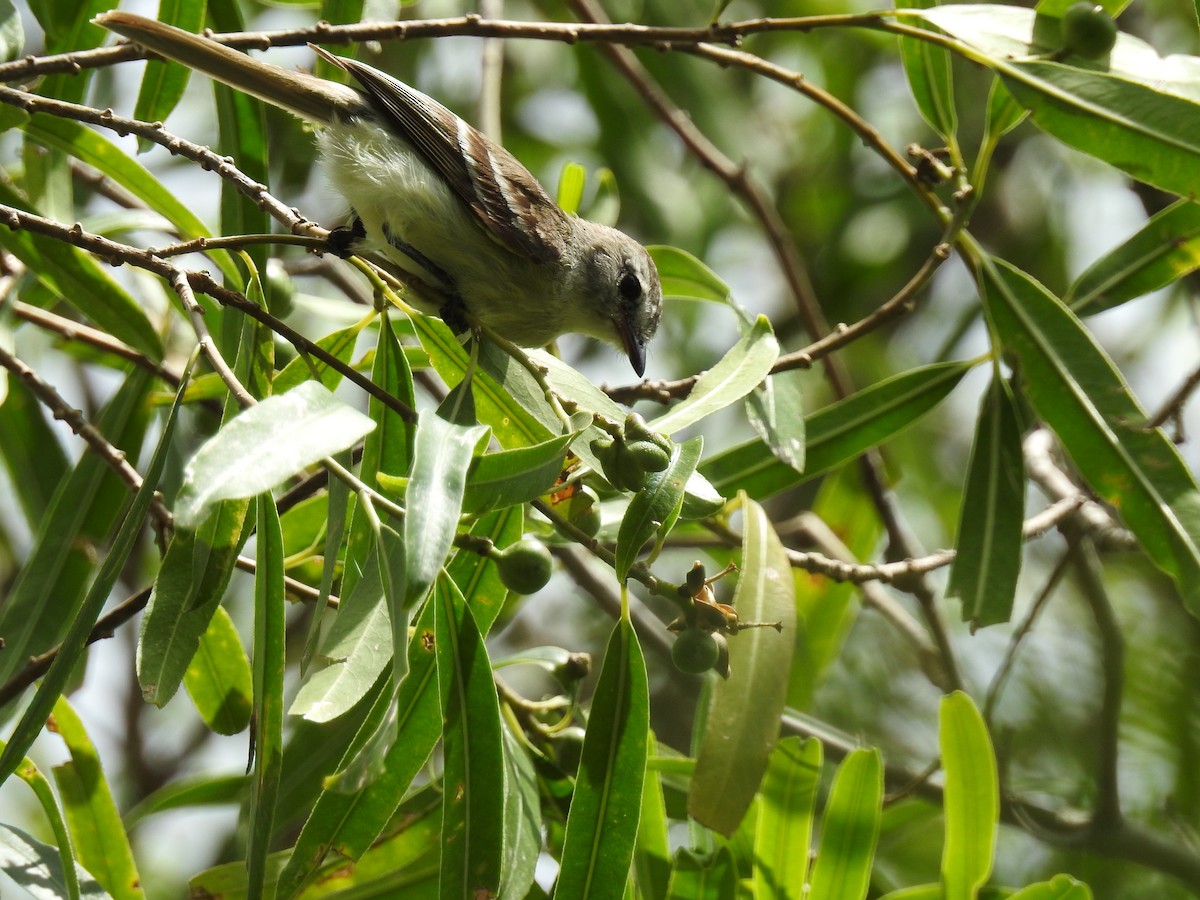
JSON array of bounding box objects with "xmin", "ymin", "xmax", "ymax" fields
[
  {"xmin": 495, "ymin": 539, "xmax": 553, "ymax": 594},
  {"xmin": 1061, "ymin": 2, "xmax": 1117, "ymax": 58},
  {"xmin": 671, "ymin": 628, "xmax": 720, "ymax": 674}
]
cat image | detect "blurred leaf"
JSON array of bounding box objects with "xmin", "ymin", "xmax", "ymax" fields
[
  {"xmin": 435, "ymin": 575, "xmax": 504, "ymax": 898},
  {"xmin": 700, "ymin": 362, "xmax": 971, "ymax": 499},
  {"xmin": 1067, "ymin": 199, "xmax": 1200, "ymax": 315},
  {"xmin": 650, "ymin": 315, "xmax": 779, "ymax": 435},
  {"xmin": 808, "ymin": 748, "xmax": 883, "ymax": 900},
  {"xmin": 746, "ymin": 369, "xmax": 806, "ymax": 474},
  {"xmin": 173, "ymin": 382, "xmax": 375, "ymax": 528},
  {"xmin": 0, "ymin": 365, "xmax": 178, "ymax": 780},
  {"xmin": 275, "ymin": 320, "xmax": 370, "ymax": 395},
  {"xmin": 615, "ymin": 437, "xmax": 702, "ymax": 582},
  {"xmin": 634, "ymin": 734, "xmax": 671, "ymax": 900},
  {"xmin": 666, "ymin": 846, "xmax": 738, "ymax": 898},
  {"xmin": 940, "ymin": 692, "xmax": 998, "ymax": 899},
  {"xmin": 1008, "ymin": 874, "xmax": 1094, "ymax": 898},
  {"xmin": 0, "ymin": 0, "xmax": 23, "ymax": 60},
  {"xmin": 0, "ymin": 823, "xmax": 108, "ymax": 900},
  {"xmin": 131, "ymin": 0, "xmax": 207, "ymax": 150},
  {"xmin": 649, "ymin": 245, "xmax": 731, "ymax": 303},
  {"xmin": 980, "ymin": 258, "xmax": 1200, "ymax": 616},
  {"xmin": 50, "ymin": 698, "xmax": 142, "ymax": 900},
  {"xmin": 0, "ymin": 380, "xmax": 68, "ymax": 526},
  {"xmin": 555, "ymin": 616, "xmax": 649, "ymax": 900},
  {"xmin": 183, "ymin": 605, "xmax": 253, "ymax": 735},
  {"xmin": 247, "ymin": 494, "xmax": 286, "ymax": 899},
  {"xmin": 947, "ymin": 376, "xmax": 1026, "ymax": 628},
  {"xmin": 123, "ymin": 773, "xmax": 248, "ymax": 827},
  {"xmin": 754, "ymin": 737, "xmax": 823, "ymax": 899},
  {"xmin": 897, "ymin": 0, "xmax": 958, "ymax": 139},
  {"xmin": 690, "ymin": 495, "xmax": 796, "ymax": 836},
  {"xmin": 0, "ymin": 182, "xmax": 162, "ymax": 358},
  {"xmin": 557, "ymin": 162, "xmax": 587, "ymax": 215}
]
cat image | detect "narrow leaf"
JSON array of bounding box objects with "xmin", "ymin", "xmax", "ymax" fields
[
  {"xmin": 808, "ymin": 748, "xmax": 883, "ymax": 900},
  {"xmin": 435, "ymin": 575, "xmax": 505, "ymax": 898},
  {"xmin": 650, "ymin": 315, "xmax": 779, "ymax": 435},
  {"xmin": 554, "ymin": 617, "xmax": 649, "ymax": 900},
  {"xmin": 940, "ymin": 691, "xmax": 999, "ymax": 900},
  {"xmin": 649, "ymin": 245, "xmax": 732, "ymax": 303},
  {"xmin": 247, "ymin": 495, "xmax": 287, "ymax": 898},
  {"xmin": 183, "ymin": 605, "xmax": 253, "ymax": 735},
  {"xmin": 947, "ymin": 377, "xmax": 1025, "ymax": 628},
  {"xmin": 897, "ymin": 0, "xmax": 958, "ymax": 138},
  {"xmin": 746, "ymin": 369, "xmax": 806, "ymax": 474},
  {"xmin": 754, "ymin": 737, "xmax": 823, "ymax": 900},
  {"xmin": 689, "ymin": 495, "xmax": 797, "ymax": 835},
  {"xmin": 980, "ymin": 258, "xmax": 1200, "ymax": 615},
  {"xmin": 50, "ymin": 698, "xmax": 142, "ymax": 900},
  {"xmin": 0, "ymin": 824, "xmax": 108, "ymax": 900}
]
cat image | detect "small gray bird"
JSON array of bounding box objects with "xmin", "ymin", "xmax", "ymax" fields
[{"xmin": 96, "ymin": 12, "xmax": 662, "ymax": 376}]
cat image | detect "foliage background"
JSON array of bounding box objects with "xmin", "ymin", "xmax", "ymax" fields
[{"xmin": 0, "ymin": 0, "xmax": 1199, "ymax": 897}]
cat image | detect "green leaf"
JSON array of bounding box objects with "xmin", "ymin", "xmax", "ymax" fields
[
  {"xmin": 0, "ymin": 365, "xmax": 180, "ymax": 780},
  {"xmin": 649, "ymin": 245, "xmax": 731, "ymax": 303},
  {"xmin": 808, "ymin": 748, "xmax": 883, "ymax": 900},
  {"xmin": 247, "ymin": 494, "xmax": 286, "ymax": 899},
  {"xmin": 746, "ymin": 369, "xmax": 806, "ymax": 474},
  {"xmin": 50, "ymin": 698, "xmax": 142, "ymax": 900},
  {"xmin": 21, "ymin": 114, "xmax": 241, "ymax": 284},
  {"xmin": 132, "ymin": 0, "xmax": 207, "ymax": 141},
  {"xmin": 275, "ymin": 508, "xmax": 520, "ymax": 897},
  {"xmin": 0, "ymin": 381, "xmax": 68, "ymax": 524},
  {"xmin": 463, "ymin": 430, "xmax": 580, "ymax": 516},
  {"xmin": 665, "ymin": 846, "xmax": 739, "ymax": 898},
  {"xmin": 499, "ymin": 726, "xmax": 541, "ymax": 900},
  {"xmin": 137, "ymin": 497, "xmax": 251, "ymax": 706},
  {"xmin": 555, "ymin": 617, "xmax": 649, "ymax": 900},
  {"xmin": 403, "ymin": 409, "xmax": 489, "ymax": 611},
  {"xmin": 980, "ymin": 258, "xmax": 1200, "ymax": 615},
  {"xmin": 274, "ymin": 320, "xmax": 371, "ymax": 395},
  {"xmin": 754, "ymin": 737, "xmax": 823, "ymax": 899},
  {"xmin": 0, "ymin": 823, "xmax": 109, "ymax": 900},
  {"xmin": 1067, "ymin": 199, "xmax": 1200, "ymax": 315},
  {"xmin": 0, "ymin": 0, "xmax": 23, "ymax": 61},
  {"xmin": 615, "ymin": 437, "xmax": 702, "ymax": 581},
  {"xmin": 123, "ymin": 773, "xmax": 248, "ymax": 827},
  {"xmin": 1008, "ymin": 874, "xmax": 1094, "ymax": 899},
  {"xmin": 650, "ymin": 315, "xmax": 779, "ymax": 435},
  {"xmin": 435, "ymin": 575, "xmax": 505, "ymax": 898},
  {"xmin": 911, "ymin": 5, "xmax": 1200, "ymax": 198},
  {"xmin": 947, "ymin": 376, "xmax": 1026, "ymax": 628},
  {"xmin": 557, "ymin": 161, "xmax": 587, "ymax": 215},
  {"xmin": 289, "ymin": 544, "xmax": 392, "ymax": 723},
  {"xmin": 897, "ymin": 0, "xmax": 958, "ymax": 139},
  {"xmin": 173, "ymin": 382, "xmax": 376, "ymax": 528},
  {"xmin": 940, "ymin": 692, "xmax": 999, "ymax": 900},
  {"xmin": 700, "ymin": 362, "xmax": 970, "ymax": 500},
  {"xmin": 0, "ymin": 182, "xmax": 162, "ymax": 358},
  {"xmin": 634, "ymin": 735, "xmax": 671, "ymax": 900},
  {"xmin": 183, "ymin": 605, "xmax": 253, "ymax": 735},
  {"xmin": 689, "ymin": 496, "xmax": 797, "ymax": 836}
]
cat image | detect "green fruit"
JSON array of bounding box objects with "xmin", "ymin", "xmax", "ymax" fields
[
  {"xmin": 624, "ymin": 412, "xmax": 673, "ymax": 453},
  {"xmin": 565, "ymin": 485, "xmax": 602, "ymax": 536},
  {"xmin": 496, "ymin": 539, "xmax": 553, "ymax": 594},
  {"xmin": 1061, "ymin": 2, "xmax": 1117, "ymax": 58},
  {"xmin": 671, "ymin": 628, "xmax": 720, "ymax": 674},
  {"xmin": 624, "ymin": 439, "xmax": 671, "ymax": 473}
]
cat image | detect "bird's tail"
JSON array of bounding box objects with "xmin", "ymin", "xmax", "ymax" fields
[{"xmin": 94, "ymin": 11, "xmax": 361, "ymax": 124}]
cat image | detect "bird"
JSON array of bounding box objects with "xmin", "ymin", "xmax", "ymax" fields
[{"xmin": 94, "ymin": 11, "xmax": 663, "ymax": 376}]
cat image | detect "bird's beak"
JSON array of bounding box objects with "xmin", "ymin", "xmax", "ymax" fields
[{"xmin": 616, "ymin": 315, "xmax": 646, "ymax": 378}]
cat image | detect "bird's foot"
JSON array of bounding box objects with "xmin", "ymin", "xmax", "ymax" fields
[{"xmin": 327, "ymin": 216, "xmax": 366, "ymax": 258}]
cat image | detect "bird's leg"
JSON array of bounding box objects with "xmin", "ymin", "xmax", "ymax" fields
[{"xmin": 327, "ymin": 214, "xmax": 366, "ymax": 258}]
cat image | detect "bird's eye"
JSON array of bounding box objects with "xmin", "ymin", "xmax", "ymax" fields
[{"xmin": 619, "ymin": 271, "xmax": 642, "ymax": 302}]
